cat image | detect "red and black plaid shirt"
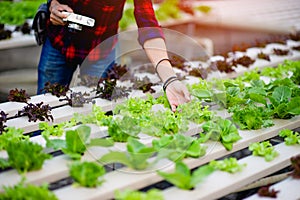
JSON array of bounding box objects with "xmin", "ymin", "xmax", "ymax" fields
[{"xmin": 47, "ymin": 0, "xmax": 164, "ymax": 65}]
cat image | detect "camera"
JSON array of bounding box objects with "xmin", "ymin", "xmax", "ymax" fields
[{"xmin": 62, "ymin": 12, "xmax": 95, "ymax": 31}]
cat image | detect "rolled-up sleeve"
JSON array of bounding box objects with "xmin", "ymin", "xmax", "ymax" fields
[{"xmin": 134, "ymin": 0, "xmax": 165, "ymax": 46}]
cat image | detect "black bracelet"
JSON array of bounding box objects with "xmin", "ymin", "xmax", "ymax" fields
[
  {"xmin": 163, "ymin": 76, "xmax": 178, "ymax": 91},
  {"xmin": 164, "ymin": 77, "xmax": 179, "ymax": 91},
  {"xmin": 164, "ymin": 78, "xmax": 179, "ymax": 92},
  {"xmin": 155, "ymin": 58, "xmax": 171, "ymax": 75}
]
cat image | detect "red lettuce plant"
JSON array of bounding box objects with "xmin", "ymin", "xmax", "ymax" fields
[
  {"xmin": 131, "ymin": 76, "xmax": 156, "ymax": 93},
  {"xmin": 170, "ymin": 55, "xmax": 189, "ymax": 72},
  {"xmin": 41, "ymin": 82, "xmax": 69, "ymax": 97},
  {"xmin": 292, "ymin": 46, "xmax": 300, "ymax": 51},
  {"xmin": 7, "ymin": 88, "xmax": 30, "ymax": 103},
  {"xmin": 106, "ymin": 63, "xmax": 128, "ymax": 80},
  {"xmin": 290, "ymin": 154, "xmax": 300, "ymax": 179},
  {"xmin": 258, "ymin": 185, "xmax": 279, "ymax": 198},
  {"xmin": 188, "ymin": 67, "xmax": 208, "ymax": 79},
  {"xmin": 257, "ymin": 52, "xmax": 271, "ymax": 61},
  {"xmin": 273, "ymin": 48, "xmax": 290, "ymax": 56},
  {"xmin": 60, "ymin": 91, "xmax": 95, "ymax": 107},
  {"xmin": 209, "ymin": 59, "xmax": 234, "ymax": 73},
  {"xmin": 96, "ymin": 78, "xmax": 130, "ymax": 101},
  {"xmin": 232, "ymin": 55, "xmax": 255, "ymax": 68},
  {"xmin": 17, "ymin": 102, "xmax": 53, "ymax": 122}
]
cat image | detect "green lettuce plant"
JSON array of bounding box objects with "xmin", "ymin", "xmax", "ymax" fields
[
  {"xmin": 249, "ymin": 141, "xmax": 279, "ymax": 162},
  {"xmin": 98, "ymin": 137, "xmax": 156, "ymax": 170},
  {"xmin": 42, "ymin": 125, "xmax": 114, "ymax": 160},
  {"xmin": 157, "ymin": 161, "xmax": 214, "ymax": 190},
  {"xmin": 209, "ymin": 157, "xmax": 246, "ymax": 173},
  {"xmin": 279, "ymin": 129, "xmax": 300, "ymax": 145},
  {"xmin": 69, "ymin": 161, "xmax": 106, "ymax": 187},
  {"xmin": 2, "ymin": 140, "xmax": 52, "ymax": 174},
  {"xmin": 115, "ymin": 189, "xmax": 164, "ymax": 200},
  {"xmin": 200, "ymin": 117, "xmax": 241, "ymax": 151},
  {"xmin": 0, "ymin": 181, "xmax": 58, "ymax": 200},
  {"xmin": 152, "ymin": 134, "xmax": 206, "ymax": 161}
]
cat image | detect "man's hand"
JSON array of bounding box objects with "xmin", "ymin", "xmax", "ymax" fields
[
  {"xmin": 49, "ymin": 0, "xmax": 73, "ymax": 25},
  {"xmin": 165, "ymin": 80, "xmax": 191, "ymax": 112}
]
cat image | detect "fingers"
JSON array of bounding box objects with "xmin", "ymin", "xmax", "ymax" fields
[
  {"xmin": 167, "ymin": 95, "xmax": 179, "ymax": 112},
  {"xmin": 170, "ymin": 104, "xmax": 177, "ymax": 112},
  {"xmin": 183, "ymin": 87, "xmax": 191, "ymax": 102},
  {"xmin": 166, "ymin": 81, "xmax": 191, "ymax": 112},
  {"xmin": 50, "ymin": 13, "xmax": 65, "ymax": 25},
  {"xmin": 49, "ymin": 3, "xmax": 73, "ymax": 26},
  {"xmin": 165, "ymin": 91, "xmax": 178, "ymax": 111}
]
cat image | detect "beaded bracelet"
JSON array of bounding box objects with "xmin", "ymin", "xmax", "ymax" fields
[{"xmin": 163, "ymin": 76, "xmax": 179, "ymax": 91}]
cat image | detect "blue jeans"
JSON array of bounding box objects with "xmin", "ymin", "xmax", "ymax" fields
[{"xmin": 37, "ymin": 38, "xmax": 116, "ymax": 94}]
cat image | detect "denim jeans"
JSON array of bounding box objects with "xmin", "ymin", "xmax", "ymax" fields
[{"xmin": 37, "ymin": 38, "xmax": 116, "ymax": 94}]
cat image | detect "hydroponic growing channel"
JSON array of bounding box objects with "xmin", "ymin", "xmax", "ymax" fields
[{"xmin": 0, "ymin": 33, "xmax": 300, "ymax": 200}]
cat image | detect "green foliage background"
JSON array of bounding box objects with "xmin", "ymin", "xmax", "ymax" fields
[{"xmin": 0, "ymin": 0, "xmax": 45, "ymax": 25}]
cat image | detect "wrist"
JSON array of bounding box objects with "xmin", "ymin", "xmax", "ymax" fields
[
  {"xmin": 155, "ymin": 59, "xmax": 176, "ymax": 82},
  {"xmin": 160, "ymin": 70, "xmax": 177, "ymax": 83},
  {"xmin": 163, "ymin": 76, "xmax": 179, "ymax": 91}
]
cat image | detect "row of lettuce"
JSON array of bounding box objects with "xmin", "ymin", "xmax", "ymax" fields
[{"xmin": 0, "ymin": 60, "xmax": 300, "ymax": 199}]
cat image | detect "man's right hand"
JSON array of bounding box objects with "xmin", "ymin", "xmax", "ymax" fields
[{"xmin": 49, "ymin": 0, "xmax": 73, "ymax": 26}]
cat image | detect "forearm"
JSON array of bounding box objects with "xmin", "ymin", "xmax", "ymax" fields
[
  {"xmin": 144, "ymin": 37, "xmax": 191, "ymax": 111},
  {"xmin": 143, "ymin": 38, "xmax": 176, "ymax": 83}
]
